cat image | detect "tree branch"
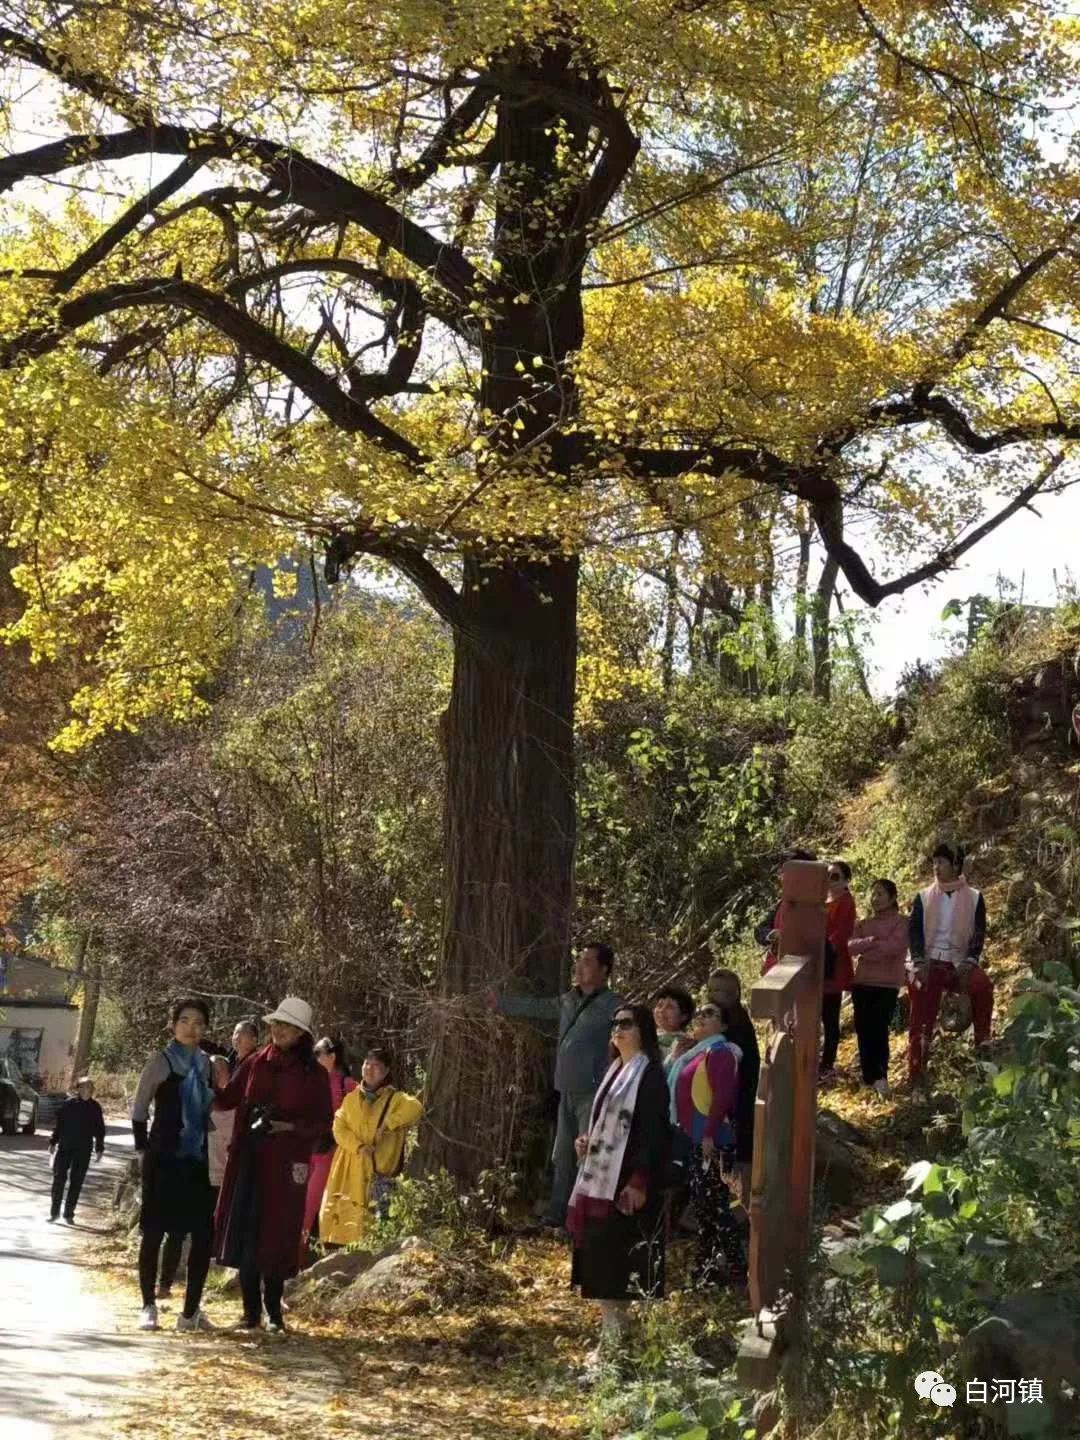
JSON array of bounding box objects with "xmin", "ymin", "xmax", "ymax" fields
[
  {"xmin": 0, "ymin": 24, "xmax": 153, "ymax": 126},
  {"xmin": 812, "ymin": 452, "xmax": 1069, "ymax": 605},
  {"xmin": 0, "ymin": 126, "xmax": 479, "ymax": 307},
  {"xmin": 0, "ymin": 277, "xmax": 425, "ymax": 463},
  {"xmin": 55, "ymin": 155, "xmax": 205, "ymax": 294},
  {"xmin": 386, "ymin": 81, "xmax": 494, "ymax": 194},
  {"xmin": 323, "ymin": 530, "xmax": 467, "ymax": 630}
]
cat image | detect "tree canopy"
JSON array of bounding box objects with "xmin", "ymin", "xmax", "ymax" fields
[{"xmin": 0, "ymin": 0, "xmax": 1076, "ymax": 745}]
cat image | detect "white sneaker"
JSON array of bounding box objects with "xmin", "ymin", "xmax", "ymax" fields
[
  {"xmin": 176, "ymin": 1310, "xmax": 215, "ymax": 1332},
  {"xmin": 873, "ymin": 1079, "xmax": 891, "ymax": 1099},
  {"xmin": 138, "ymin": 1304, "xmax": 159, "ymax": 1331}
]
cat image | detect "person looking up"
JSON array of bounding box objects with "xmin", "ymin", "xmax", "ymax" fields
[
  {"xmin": 489, "ymin": 943, "xmax": 624, "ymax": 1229},
  {"xmin": 213, "ymin": 997, "xmax": 332, "ymax": 1335},
  {"xmin": 848, "ymin": 879, "xmax": 909, "ymax": 1097},
  {"xmin": 908, "ymin": 844, "xmax": 993, "ymax": 1082},
  {"xmin": 820, "ymin": 861, "xmax": 856, "ymax": 1083},
  {"xmin": 652, "ymin": 986, "xmax": 695, "ymax": 1062},
  {"xmin": 131, "ymin": 998, "xmax": 216, "ymax": 1333},
  {"xmin": 567, "ymin": 1004, "xmax": 670, "ymax": 1371}
]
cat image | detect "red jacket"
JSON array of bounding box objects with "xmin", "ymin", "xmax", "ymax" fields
[
  {"xmin": 761, "ymin": 891, "xmax": 856, "ymax": 992},
  {"xmin": 823, "ymin": 889, "xmax": 856, "ymax": 994},
  {"xmin": 214, "ymin": 1044, "xmax": 333, "ymax": 1277}
]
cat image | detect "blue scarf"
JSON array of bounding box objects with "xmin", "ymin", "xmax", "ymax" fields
[
  {"xmin": 666, "ymin": 1033, "xmax": 742, "ymax": 1125},
  {"xmin": 165, "ymin": 1040, "xmax": 212, "ymax": 1161}
]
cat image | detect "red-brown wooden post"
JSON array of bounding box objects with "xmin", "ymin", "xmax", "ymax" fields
[{"xmin": 737, "ymin": 860, "xmax": 828, "ymax": 1412}]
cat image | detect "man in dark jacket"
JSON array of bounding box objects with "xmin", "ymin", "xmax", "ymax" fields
[
  {"xmin": 491, "ymin": 943, "xmax": 624, "ymax": 1229},
  {"xmin": 49, "ymin": 1076, "xmax": 106, "ymax": 1223}
]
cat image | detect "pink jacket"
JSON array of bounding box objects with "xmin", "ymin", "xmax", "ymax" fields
[{"xmin": 848, "ymin": 910, "xmax": 909, "ymax": 988}]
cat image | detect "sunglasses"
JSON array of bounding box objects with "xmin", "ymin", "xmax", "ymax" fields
[{"xmin": 610, "ymin": 1017, "xmax": 637, "ymax": 1032}]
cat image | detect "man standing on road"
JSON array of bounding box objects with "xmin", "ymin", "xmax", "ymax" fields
[
  {"xmin": 48, "ymin": 1076, "xmax": 105, "ymax": 1224},
  {"xmin": 491, "ymin": 943, "xmax": 624, "ymax": 1229},
  {"xmin": 908, "ymin": 842, "xmax": 994, "ymax": 1082}
]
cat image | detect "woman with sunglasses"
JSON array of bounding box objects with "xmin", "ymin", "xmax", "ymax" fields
[
  {"xmin": 821, "ymin": 861, "xmax": 856, "ymax": 1084},
  {"xmin": 567, "ymin": 1003, "xmax": 670, "ymax": 1368},
  {"xmin": 667, "ymin": 1002, "xmax": 747, "ymax": 1287}
]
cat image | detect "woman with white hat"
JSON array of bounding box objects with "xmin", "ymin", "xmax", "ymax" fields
[{"xmin": 212, "ymin": 996, "xmax": 332, "ymax": 1333}]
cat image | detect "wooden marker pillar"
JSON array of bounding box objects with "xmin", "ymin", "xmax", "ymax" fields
[{"xmin": 737, "ymin": 859, "xmax": 828, "ymax": 1411}]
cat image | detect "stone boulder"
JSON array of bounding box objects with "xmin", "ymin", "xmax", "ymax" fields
[
  {"xmin": 814, "ymin": 1112, "xmax": 870, "ymax": 1207},
  {"xmin": 328, "ymin": 1236, "xmax": 511, "ymax": 1316},
  {"xmin": 960, "ymin": 1290, "xmax": 1080, "ymax": 1429},
  {"xmin": 285, "ymin": 1243, "xmax": 391, "ymax": 1300}
]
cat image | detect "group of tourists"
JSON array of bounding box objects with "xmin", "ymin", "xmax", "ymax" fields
[
  {"xmin": 758, "ymin": 841, "xmax": 992, "ymax": 1093},
  {"xmin": 497, "ymin": 839, "xmax": 993, "ymax": 1361},
  {"xmin": 127, "ymin": 995, "xmax": 422, "ymax": 1335},
  {"xmin": 43, "ymin": 840, "xmax": 992, "ymax": 1361}
]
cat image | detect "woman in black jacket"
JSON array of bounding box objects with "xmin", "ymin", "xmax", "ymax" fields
[
  {"xmin": 130, "ymin": 997, "xmax": 216, "ymax": 1334},
  {"xmin": 567, "ymin": 1002, "xmax": 670, "ymax": 1367}
]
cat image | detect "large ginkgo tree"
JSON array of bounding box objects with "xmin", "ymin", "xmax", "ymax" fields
[{"xmin": 0, "ymin": 0, "xmax": 1076, "ymax": 1171}]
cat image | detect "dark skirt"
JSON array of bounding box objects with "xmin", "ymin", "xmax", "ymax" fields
[
  {"xmin": 571, "ymin": 1199, "xmax": 667, "ymax": 1301},
  {"xmin": 140, "ymin": 1151, "xmax": 215, "ymax": 1236}
]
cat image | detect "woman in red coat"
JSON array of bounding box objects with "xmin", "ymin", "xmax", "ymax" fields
[
  {"xmin": 214, "ymin": 996, "xmax": 332, "ymax": 1334},
  {"xmin": 820, "ymin": 861, "xmax": 856, "ymax": 1083}
]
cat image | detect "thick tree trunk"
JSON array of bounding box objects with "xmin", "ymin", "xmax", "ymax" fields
[
  {"xmin": 812, "ymin": 556, "xmax": 839, "ymax": 701},
  {"xmin": 420, "ymin": 43, "xmax": 592, "ymax": 1183},
  {"xmin": 423, "ymin": 556, "xmax": 578, "ymax": 1179}
]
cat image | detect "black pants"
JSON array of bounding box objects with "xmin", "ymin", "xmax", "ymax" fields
[
  {"xmin": 158, "ymin": 1186, "xmax": 217, "ymax": 1291},
  {"xmin": 851, "ymin": 985, "xmax": 898, "ymax": 1084},
  {"xmin": 159, "ymin": 1232, "xmax": 185, "ymax": 1290},
  {"xmin": 239, "ymin": 1263, "xmax": 285, "ymax": 1326},
  {"xmin": 820, "ymin": 993, "xmax": 842, "ymax": 1071},
  {"xmin": 688, "ymin": 1147, "xmax": 746, "ymax": 1285},
  {"xmin": 139, "ymin": 1217, "xmax": 213, "ymax": 1317},
  {"xmin": 51, "ymin": 1146, "xmax": 92, "ymax": 1219}
]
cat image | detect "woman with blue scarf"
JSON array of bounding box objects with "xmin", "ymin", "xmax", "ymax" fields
[
  {"xmin": 667, "ymin": 1002, "xmax": 747, "ymax": 1288},
  {"xmin": 131, "ymin": 997, "xmax": 216, "ymax": 1333}
]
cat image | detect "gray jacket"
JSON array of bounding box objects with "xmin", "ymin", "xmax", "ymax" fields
[{"xmin": 499, "ymin": 986, "xmax": 625, "ymax": 1095}]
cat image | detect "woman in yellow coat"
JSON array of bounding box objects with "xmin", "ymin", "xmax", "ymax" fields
[{"xmin": 320, "ymin": 1047, "xmax": 422, "ymax": 1245}]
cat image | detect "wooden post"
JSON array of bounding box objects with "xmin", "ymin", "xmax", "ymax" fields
[{"xmin": 737, "ymin": 860, "xmax": 828, "ymax": 1412}]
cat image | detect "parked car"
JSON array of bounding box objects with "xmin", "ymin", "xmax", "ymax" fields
[{"xmin": 0, "ymin": 1055, "xmax": 39, "ymax": 1135}]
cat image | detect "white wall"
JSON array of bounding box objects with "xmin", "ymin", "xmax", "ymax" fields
[{"xmin": 0, "ymin": 1006, "xmax": 79, "ymax": 1090}]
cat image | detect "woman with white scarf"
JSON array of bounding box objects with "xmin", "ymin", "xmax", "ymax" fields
[{"xmin": 567, "ymin": 1002, "xmax": 670, "ymax": 1368}]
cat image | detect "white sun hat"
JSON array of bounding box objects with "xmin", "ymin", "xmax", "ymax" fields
[{"xmin": 263, "ymin": 996, "xmax": 314, "ymax": 1036}]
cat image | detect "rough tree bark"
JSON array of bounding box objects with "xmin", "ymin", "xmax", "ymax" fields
[
  {"xmin": 811, "ymin": 555, "xmax": 839, "ymax": 701},
  {"xmin": 421, "ymin": 46, "xmax": 592, "ymax": 1180}
]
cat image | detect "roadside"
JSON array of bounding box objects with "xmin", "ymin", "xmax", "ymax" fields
[{"xmin": 0, "ymin": 1117, "xmax": 156, "ymax": 1440}]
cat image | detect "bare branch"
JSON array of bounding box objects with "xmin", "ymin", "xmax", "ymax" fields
[
  {"xmin": 0, "ymin": 127, "xmax": 480, "ymax": 307},
  {"xmin": 0, "ymin": 277, "xmax": 425, "ymax": 463}
]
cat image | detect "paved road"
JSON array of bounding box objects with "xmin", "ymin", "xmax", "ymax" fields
[{"xmin": 0, "ymin": 1119, "xmax": 155, "ymax": 1439}]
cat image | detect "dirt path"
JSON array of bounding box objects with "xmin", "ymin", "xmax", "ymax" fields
[{"xmin": 0, "ymin": 1122, "xmax": 157, "ymax": 1439}]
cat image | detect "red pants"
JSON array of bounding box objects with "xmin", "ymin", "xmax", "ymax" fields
[{"xmin": 908, "ymin": 962, "xmax": 993, "ymax": 1079}]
